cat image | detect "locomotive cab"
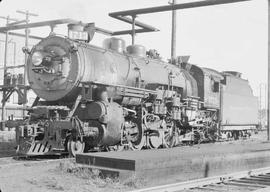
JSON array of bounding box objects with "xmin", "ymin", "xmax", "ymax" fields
[{"xmin": 187, "ymin": 64, "xmax": 223, "ymax": 109}]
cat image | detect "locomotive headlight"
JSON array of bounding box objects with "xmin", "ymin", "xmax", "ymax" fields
[{"xmin": 32, "ymin": 51, "xmax": 43, "ymax": 66}]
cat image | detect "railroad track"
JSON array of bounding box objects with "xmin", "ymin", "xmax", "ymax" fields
[{"xmin": 132, "ymin": 167, "xmax": 270, "ymax": 192}]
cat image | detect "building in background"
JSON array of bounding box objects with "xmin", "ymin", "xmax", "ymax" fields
[{"xmin": 0, "ymin": 34, "xmax": 37, "ymax": 119}]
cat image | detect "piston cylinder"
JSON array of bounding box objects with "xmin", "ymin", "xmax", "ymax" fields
[{"xmin": 86, "ymin": 102, "xmax": 124, "ymax": 146}]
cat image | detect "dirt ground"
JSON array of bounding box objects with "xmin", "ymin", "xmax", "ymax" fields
[
  {"xmin": 0, "ymin": 142, "xmax": 16, "ymax": 157},
  {"xmin": 0, "ymin": 159, "xmax": 139, "ymax": 192},
  {"xmin": 0, "ymin": 130, "xmax": 268, "ymax": 192}
]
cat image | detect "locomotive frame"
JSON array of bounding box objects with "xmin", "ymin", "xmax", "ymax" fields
[
  {"xmin": 0, "ymin": 0, "xmax": 258, "ymax": 156},
  {"xmin": 14, "ymin": 31, "xmax": 257, "ymax": 157}
]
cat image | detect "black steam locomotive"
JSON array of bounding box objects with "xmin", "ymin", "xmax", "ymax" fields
[{"xmin": 16, "ymin": 24, "xmax": 258, "ymax": 156}]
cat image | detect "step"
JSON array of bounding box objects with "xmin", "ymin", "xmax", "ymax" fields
[
  {"xmin": 76, "ymin": 153, "xmax": 136, "ymax": 171},
  {"xmin": 76, "ymin": 142, "xmax": 270, "ymax": 183},
  {"xmin": 76, "ymin": 164, "xmax": 134, "ymax": 180}
]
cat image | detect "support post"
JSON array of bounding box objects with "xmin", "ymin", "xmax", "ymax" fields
[
  {"xmin": 260, "ymin": 83, "xmax": 262, "ymax": 127},
  {"xmin": 171, "ymin": 0, "xmax": 177, "ymax": 64},
  {"xmin": 16, "ymin": 10, "xmax": 38, "ymax": 118},
  {"xmin": 265, "ymin": 83, "xmax": 267, "ymax": 126},
  {"xmin": 267, "ymin": 0, "xmax": 270, "ymax": 141},
  {"xmin": 131, "ymin": 15, "xmax": 136, "ymax": 45}
]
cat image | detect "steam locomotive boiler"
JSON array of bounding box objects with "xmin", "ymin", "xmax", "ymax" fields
[
  {"xmin": 16, "ymin": 31, "xmax": 214, "ymax": 156},
  {"xmin": 16, "ymin": 23, "xmax": 258, "ymax": 156}
]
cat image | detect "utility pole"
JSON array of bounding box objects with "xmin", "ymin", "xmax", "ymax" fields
[
  {"xmin": 16, "ymin": 10, "xmax": 38, "ymax": 118},
  {"xmin": 0, "ymin": 15, "xmax": 18, "ymax": 130},
  {"xmin": 260, "ymin": 83, "xmax": 262, "ymax": 128},
  {"xmin": 267, "ymin": 0, "xmax": 270, "ymax": 141},
  {"xmin": 170, "ymin": 0, "xmax": 177, "ymax": 64},
  {"xmin": 265, "ymin": 83, "xmax": 267, "ymax": 127}
]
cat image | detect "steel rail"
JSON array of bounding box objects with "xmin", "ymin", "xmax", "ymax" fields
[{"xmin": 131, "ymin": 166, "xmax": 270, "ymax": 192}]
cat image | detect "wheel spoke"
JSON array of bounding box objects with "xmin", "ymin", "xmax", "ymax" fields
[
  {"xmin": 149, "ymin": 131, "xmax": 163, "ymax": 149},
  {"xmin": 68, "ymin": 139, "xmax": 85, "ymax": 157}
]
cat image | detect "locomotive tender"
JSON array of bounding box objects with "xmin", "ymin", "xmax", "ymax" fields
[{"xmin": 16, "ymin": 23, "xmax": 258, "ymax": 156}]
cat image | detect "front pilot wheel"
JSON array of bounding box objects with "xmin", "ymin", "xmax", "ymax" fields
[{"xmin": 67, "ymin": 139, "xmax": 85, "ymax": 157}]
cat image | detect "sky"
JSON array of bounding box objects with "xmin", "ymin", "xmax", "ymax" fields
[{"xmin": 0, "ymin": 0, "xmax": 267, "ymax": 98}]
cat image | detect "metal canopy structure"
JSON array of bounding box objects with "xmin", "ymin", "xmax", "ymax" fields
[
  {"xmin": 0, "ymin": 31, "xmax": 42, "ymax": 40},
  {"xmin": 109, "ymin": 0, "xmax": 251, "ymax": 16},
  {"xmin": 109, "ymin": 0, "xmax": 252, "ymax": 60},
  {"xmin": 0, "ymin": 18, "xmax": 79, "ymax": 32},
  {"xmin": 0, "ymin": 18, "xmax": 159, "ymax": 37}
]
